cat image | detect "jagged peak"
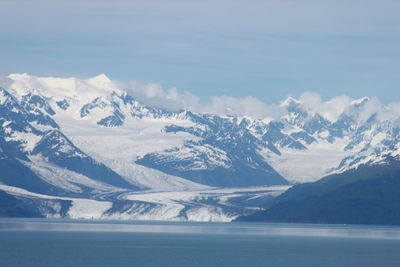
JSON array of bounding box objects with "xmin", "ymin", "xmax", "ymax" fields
[
  {"xmin": 42, "ymin": 129, "xmax": 64, "ymax": 139},
  {"xmin": 351, "ymin": 96, "xmax": 370, "ymax": 106},
  {"xmin": 86, "ymin": 74, "xmax": 112, "ymax": 86},
  {"xmin": 280, "ymin": 96, "xmax": 302, "ymax": 108},
  {"xmin": 0, "ymin": 87, "xmax": 19, "ymax": 105}
]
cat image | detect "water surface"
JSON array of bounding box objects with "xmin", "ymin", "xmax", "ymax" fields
[{"xmin": 1, "ymin": 219, "xmax": 400, "ymax": 267}]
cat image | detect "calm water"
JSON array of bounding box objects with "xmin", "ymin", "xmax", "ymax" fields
[{"xmin": 1, "ymin": 219, "xmax": 400, "ymax": 267}]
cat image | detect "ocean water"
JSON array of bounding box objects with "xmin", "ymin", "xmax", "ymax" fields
[{"xmin": 1, "ymin": 219, "xmax": 400, "ymax": 267}]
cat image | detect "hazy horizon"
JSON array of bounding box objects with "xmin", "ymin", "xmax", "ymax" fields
[{"xmin": 1, "ymin": 0, "xmax": 400, "ymax": 104}]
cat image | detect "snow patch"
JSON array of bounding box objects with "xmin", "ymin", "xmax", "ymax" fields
[{"xmin": 67, "ymin": 199, "xmax": 113, "ymax": 219}]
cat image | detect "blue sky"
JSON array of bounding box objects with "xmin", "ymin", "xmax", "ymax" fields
[{"xmin": 1, "ymin": 0, "xmax": 400, "ymax": 104}]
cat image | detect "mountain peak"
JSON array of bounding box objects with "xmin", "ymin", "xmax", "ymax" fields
[
  {"xmin": 5, "ymin": 73, "xmax": 123, "ymax": 104},
  {"xmin": 280, "ymin": 96, "xmax": 302, "ymax": 107},
  {"xmin": 8, "ymin": 73, "xmax": 30, "ymax": 80},
  {"xmin": 351, "ymin": 97, "xmax": 370, "ymax": 106},
  {"xmin": 86, "ymin": 74, "xmax": 112, "ymax": 86}
]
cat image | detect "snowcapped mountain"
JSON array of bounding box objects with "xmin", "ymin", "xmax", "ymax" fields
[
  {"xmin": 1, "ymin": 73, "xmax": 399, "ymax": 221},
  {"xmin": 4, "ymin": 73, "xmax": 289, "ymax": 188}
]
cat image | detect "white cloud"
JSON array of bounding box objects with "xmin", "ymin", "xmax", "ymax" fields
[
  {"xmin": 356, "ymin": 97, "xmax": 382, "ymax": 122},
  {"xmin": 122, "ymin": 79, "xmax": 400, "ymax": 123},
  {"xmin": 207, "ymin": 95, "xmax": 285, "ymax": 119},
  {"xmin": 299, "ymin": 92, "xmax": 353, "ymax": 121},
  {"xmin": 122, "ymin": 80, "xmax": 285, "ymax": 119},
  {"xmin": 0, "ymin": 74, "xmax": 12, "ymax": 89},
  {"xmin": 297, "ymin": 92, "xmax": 398, "ymax": 124},
  {"xmin": 124, "ymin": 81, "xmax": 200, "ymax": 112},
  {"xmin": 376, "ymin": 101, "xmax": 400, "ymax": 125}
]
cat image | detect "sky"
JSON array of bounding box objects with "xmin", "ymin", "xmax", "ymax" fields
[{"xmin": 1, "ymin": 0, "xmax": 400, "ymax": 104}]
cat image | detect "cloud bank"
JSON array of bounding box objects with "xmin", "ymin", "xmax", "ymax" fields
[
  {"xmin": 122, "ymin": 80, "xmax": 286, "ymax": 119},
  {"xmin": 125, "ymin": 81, "xmax": 200, "ymax": 112},
  {"xmin": 2, "ymin": 73, "xmax": 400, "ymax": 124},
  {"xmin": 121, "ymin": 76, "xmax": 400, "ymax": 123}
]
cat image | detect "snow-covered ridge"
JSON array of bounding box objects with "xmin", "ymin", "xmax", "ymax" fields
[
  {"xmin": 2, "ymin": 73, "xmax": 400, "ymax": 184},
  {"xmin": 2, "ymin": 73, "xmax": 400, "ymax": 221},
  {"xmin": 8, "ymin": 73, "xmax": 122, "ymax": 103}
]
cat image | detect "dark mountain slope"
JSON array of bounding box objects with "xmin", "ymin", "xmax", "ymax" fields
[
  {"xmin": 0, "ymin": 190, "xmax": 71, "ymax": 218},
  {"xmin": 237, "ymin": 156, "xmax": 400, "ymax": 225}
]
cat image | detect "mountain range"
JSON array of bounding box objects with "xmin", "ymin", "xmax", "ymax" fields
[{"xmin": 1, "ymin": 73, "xmax": 399, "ymax": 222}]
